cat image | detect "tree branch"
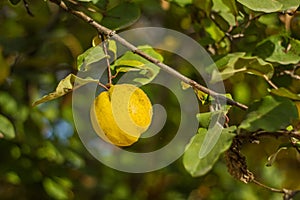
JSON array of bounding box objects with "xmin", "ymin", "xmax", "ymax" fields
[
  {"xmin": 252, "ymin": 130, "xmax": 300, "ymax": 140},
  {"xmin": 252, "ymin": 179, "xmax": 300, "ymax": 200},
  {"xmin": 48, "ymin": 0, "xmax": 248, "ymax": 110}
]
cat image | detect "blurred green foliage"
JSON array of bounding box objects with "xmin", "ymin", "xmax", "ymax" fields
[{"xmin": 1, "ymin": 0, "xmax": 300, "ymax": 199}]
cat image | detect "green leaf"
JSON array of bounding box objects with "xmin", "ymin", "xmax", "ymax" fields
[
  {"xmin": 194, "ymin": 89, "xmax": 209, "ymax": 105},
  {"xmin": 108, "ymin": 40, "xmax": 117, "ymax": 60},
  {"xmin": 194, "ymin": 0, "xmax": 212, "ymax": 15},
  {"xmin": 169, "ymin": 0, "xmax": 192, "ymax": 7},
  {"xmin": 239, "ymin": 95, "xmax": 299, "ymax": 132},
  {"xmin": 210, "ymin": 12, "xmax": 231, "ymax": 32},
  {"xmin": 32, "ymin": 74, "xmax": 97, "ymax": 106},
  {"xmin": 101, "ymin": 3, "xmax": 140, "ymax": 30},
  {"xmin": 77, "ymin": 45, "xmax": 107, "ymax": 71},
  {"xmin": 199, "ymin": 120, "xmax": 224, "ymax": 159},
  {"xmin": 0, "ymin": 114, "xmax": 15, "ymax": 140},
  {"xmin": 183, "ymin": 127, "xmax": 236, "ymax": 177},
  {"xmin": 210, "ymin": 53, "xmax": 274, "ymax": 83},
  {"xmin": 43, "ymin": 178, "xmax": 69, "ymax": 200},
  {"xmin": 9, "ymin": 0, "xmax": 21, "ymax": 5},
  {"xmin": 212, "ymin": 0, "xmax": 238, "ymax": 26},
  {"xmin": 196, "ymin": 110, "xmax": 225, "ymax": 128},
  {"xmin": 237, "ymin": 0, "xmax": 299, "ymax": 13},
  {"xmin": 255, "ymin": 35, "xmax": 300, "ymax": 65},
  {"xmin": 181, "ymin": 81, "xmax": 191, "ymax": 90},
  {"xmin": 271, "ymin": 87, "xmax": 300, "ymax": 101},
  {"xmin": 198, "ymin": 108, "xmax": 233, "ymax": 158},
  {"xmin": 91, "ymin": 38, "xmax": 117, "ymax": 60},
  {"xmin": 112, "ymin": 45, "xmax": 163, "ymax": 85},
  {"xmin": 221, "ymin": 0, "xmax": 238, "ymax": 17},
  {"xmin": 196, "ymin": 112, "xmax": 213, "ymax": 128},
  {"xmin": 95, "ymin": 0, "xmax": 109, "ymax": 9},
  {"xmin": 236, "ymin": 57, "xmax": 274, "ymax": 78},
  {"xmin": 201, "ymin": 18, "xmax": 225, "ymax": 42}
]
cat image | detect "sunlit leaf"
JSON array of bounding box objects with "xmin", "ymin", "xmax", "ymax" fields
[
  {"xmin": 92, "ymin": 35, "xmax": 102, "ymax": 47},
  {"xmin": 201, "ymin": 18, "xmax": 225, "ymax": 42},
  {"xmin": 198, "ymin": 110, "xmax": 233, "ymax": 158},
  {"xmin": 255, "ymin": 35, "xmax": 300, "ymax": 65},
  {"xmin": 212, "ymin": 0, "xmax": 238, "ymax": 26},
  {"xmin": 32, "ymin": 74, "xmax": 97, "ymax": 106},
  {"xmin": 237, "ymin": 0, "xmax": 299, "ymax": 13},
  {"xmin": 271, "ymin": 87, "xmax": 300, "ymax": 101},
  {"xmin": 0, "ymin": 114, "xmax": 15, "ymax": 139},
  {"xmin": 115, "ymin": 60, "xmax": 145, "ymax": 68},
  {"xmin": 194, "ymin": 89, "xmax": 209, "ymax": 105},
  {"xmin": 194, "ymin": 0, "xmax": 212, "ymax": 15},
  {"xmin": 236, "ymin": 57, "xmax": 274, "ymax": 78},
  {"xmin": 210, "ymin": 12, "xmax": 231, "ymax": 32},
  {"xmin": 108, "ymin": 40, "xmax": 117, "ymax": 60},
  {"xmin": 196, "ymin": 110, "xmax": 224, "ymax": 129},
  {"xmin": 101, "ymin": 3, "xmax": 140, "ymax": 30},
  {"xmin": 183, "ymin": 127, "xmax": 236, "ymax": 177},
  {"xmin": 180, "ymin": 81, "xmax": 191, "ymax": 90},
  {"xmin": 77, "ymin": 45, "xmax": 108, "ymax": 71},
  {"xmin": 197, "ymin": 112, "xmax": 211, "ymax": 128},
  {"xmin": 221, "ymin": 0, "xmax": 238, "ymax": 16},
  {"xmin": 91, "ymin": 38, "xmax": 117, "ymax": 61},
  {"xmin": 112, "ymin": 45, "xmax": 163, "ymax": 85},
  {"xmin": 239, "ymin": 95, "xmax": 299, "ymax": 132},
  {"xmin": 210, "ymin": 53, "xmax": 274, "ymax": 83}
]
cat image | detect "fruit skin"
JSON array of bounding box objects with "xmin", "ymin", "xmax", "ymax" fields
[{"xmin": 90, "ymin": 84, "xmax": 152, "ymax": 146}]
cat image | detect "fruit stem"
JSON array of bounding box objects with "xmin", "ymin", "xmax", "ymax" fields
[{"xmin": 98, "ymin": 82, "xmax": 109, "ymax": 90}]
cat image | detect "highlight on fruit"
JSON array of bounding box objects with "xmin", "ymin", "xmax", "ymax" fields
[{"xmin": 90, "ymin": 84, "xmax": 153, "ymax": 146}]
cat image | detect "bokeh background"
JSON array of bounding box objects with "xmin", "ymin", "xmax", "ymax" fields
[{"xmin": 1, "ymin": 0, "xmax": 300, "ymax": 199}]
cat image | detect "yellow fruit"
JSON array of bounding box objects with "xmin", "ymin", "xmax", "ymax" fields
[{"xmin": 90, "ymin": 84, "xmax": 152, "ymax": 146}]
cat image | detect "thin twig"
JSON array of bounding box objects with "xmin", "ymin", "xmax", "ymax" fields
[
  {"xmin": 98, "ymin": 82, "xmax": 109, "ymax": 90},
  {"xmin": 282, "ymin": 70, "xmax": 300, "ymax": 80},
  {"xmin": 289, "ymin": 137, "xmax": 300, "ymax": 154},
  {"xmin": 252, "ymin": 179, "xmax": 283, "ymax": 193},
  {"xmin": 66, "ymin": 0, "xmax": 98, "ymax": 13},
  {"xmin": 101, "ymin": 35, "xmax": 112, "ymax": 86},
  {"xmin": 252, "ymin": 130, "xmax": 300, "ymax": 140},
  {"xmin": 253, "ymin": 179, "xmax": 300, "ymax": 200},
  {"xmin": 263, "ymin": 74, "xmax": 278, "ymax": 89},
  {"xmin": 48, "ymin": 0, "xmax": 248, "ymax": 110}
]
